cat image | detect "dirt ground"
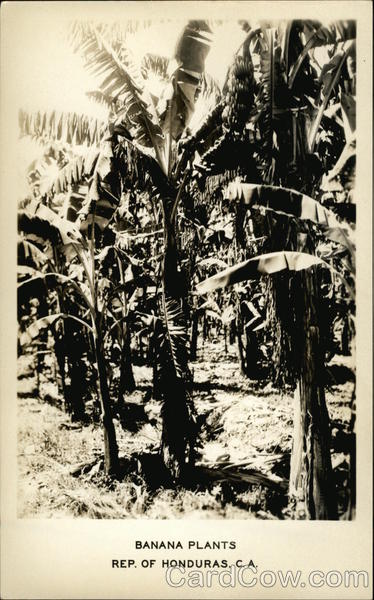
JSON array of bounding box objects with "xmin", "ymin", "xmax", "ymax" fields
[{"xmin": 17, "ymin": 341, "xmax": 355, "ymax": 519}]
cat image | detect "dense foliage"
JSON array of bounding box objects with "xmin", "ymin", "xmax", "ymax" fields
[{"xmin": 18, "ymin": 18, "xmax": 356, "ymax": 519}]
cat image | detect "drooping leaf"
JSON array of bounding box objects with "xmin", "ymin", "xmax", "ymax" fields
[
  {"xmin": 225, "ymin": 182, "xmax": 354, "ymax": 252},
  {"xmin": 19, "ymin": 109, "xmax": 107, "ymax": 146},
  {"xmin": 19, "ymin": 313, "xmax": 92, "ymax": 347},
  {"xmin": 17, "ymin": 269, "xmax": 94, "ymax": 313},
  {"xmin": 196, "ymin": 251, "xmax": 324, "ymax": 294}
]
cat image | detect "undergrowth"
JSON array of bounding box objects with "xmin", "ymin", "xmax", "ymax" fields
[{"xmin": 17, "ymin": 343, "xmax": 354, "ymax": 519}]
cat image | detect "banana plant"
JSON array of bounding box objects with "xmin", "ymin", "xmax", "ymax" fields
[
  {"xmin": 18, "ymin": 222, "xmax": 122, "ymax": 473},
  {"xmin": 191, "ymin": 18, "xmax": 356, "ymax": 519},
  {"xmin": 68, "ymin": 19, "xmax": 215, "ymax": 479},
  {"xmin": 18, "ymin": 138, "xmax": 126, "ymax": 474},
  {"xmin": 196, "ymin": 176, "xmax": 355, "ymax": 520},
  {"xmin": 18, "ymin": 179, "xmax": 89, "ymax": 418},
  {"xmin": 18, "ymin": 17, "xmax": 356, "ymax": 499}
]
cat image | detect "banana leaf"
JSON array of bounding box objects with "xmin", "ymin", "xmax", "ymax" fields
[
  {"xmin": 19, "ymin": 313, "xmax": 93, "ymax": 347},
  {"xmin": 18, "ymin": 239, "xmax": 50, "ymax": 268},
  {"xmin": 309, "ymin": 40, "xmax": 355, "ymax": 152},
  {"xmin": 288, "ymin": 20, "xmax": 356, "ymax": 89},
  {"xmin": 17, "ymin": 269, "xmax": 94, "ymax": 314},
  {"xmin": 196, "ymin": 251, "xmax": 324, "ymax": 294},
  {"xmin": 225, "ymin": 182, "xmax": 354, "ymax": 253},
  {"xmin": 49, "ymin": 149, "xmax": 100, "ymax": 195},
  {"xmin": 160, "ymin": 21, "xmax": 213, "ymax": 144},
  {"xmin": 71, "ymin": 23, "xmax": 166, "ymax": 172},
  {"xmin": 19, "ymin": 109, "xmax": 106, "ymax": 146}
]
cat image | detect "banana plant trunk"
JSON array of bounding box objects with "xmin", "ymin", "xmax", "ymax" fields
[
  {"xmin": 235, "ymin": 315, "xmax": 247, "ymax": 376},
  {"xmin": 51, "ymin": 247, "xmax": 71, "ymax": 413},
  {"xmin": 160, "ymin": 205, "xmax": 190, "ymax": 480},
  {"xmin": 116, "ymin": 254, "xmax": 135, "ymax": 398},
  {"xmin": 289, "ymin": 269, "xmax": 337, "ymax": 519},
  {"xmin": 53, "ymin": 334, "xmax": 69, "ymax": 408},
  {"xmin": 118, "ymin": 324, "xmax": 135, "ymax": 397},
  {"xmin": 93, "ymin": 318, "xmax": 119, "ymax": 475},
  {"xmin": 67, "ymin": 355, "xmax": 86, "ymax": 421},
  {"xmin": 190, "ymin": 311, "xmax": 199, "ymax": 361}
]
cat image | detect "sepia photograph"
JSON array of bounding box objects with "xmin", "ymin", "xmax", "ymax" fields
[
  {"xmin": 1, "ymin": 1, "xmax": 372, "ymax": 598},
  {"xmin": 15, "ymin": 10, "xmax": 358, "ymax": 522}
]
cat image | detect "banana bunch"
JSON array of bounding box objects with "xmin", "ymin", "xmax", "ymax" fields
[{"xmin": 222, "ymin": 55, "xmax": 255, "ymax": 134}]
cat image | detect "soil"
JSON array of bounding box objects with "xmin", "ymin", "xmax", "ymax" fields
[{"xmin": 17, "ymin": 341, "xmax": 355, "ymax": 519}]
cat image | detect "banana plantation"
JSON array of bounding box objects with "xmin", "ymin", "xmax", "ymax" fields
[{"xmin": 17, "ymin": 18, "xmax": 356, "ymax": 519}]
